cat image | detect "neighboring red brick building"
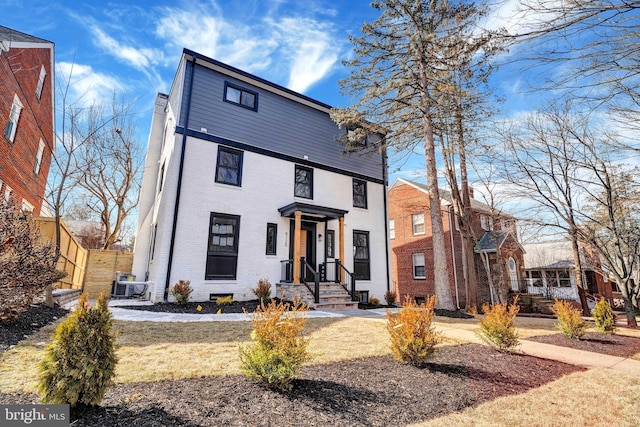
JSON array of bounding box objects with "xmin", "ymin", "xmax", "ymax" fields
[
  {"xmin": 388, "ymin": 178, "xmax": 525, "ymax": 308},
  {"xmin": 0, "ymin": 26, "xmax": 54, "ymax": 215}
]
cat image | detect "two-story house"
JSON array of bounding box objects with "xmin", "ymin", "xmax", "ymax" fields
[
  {"xmin": 0, "ymin": 26, "xmax": 54, "ymax": 215},
  {"xmin": 132, "ymin": 49, "xmax": 391, "ymax": 305},
  {"xmin": 388, "ymin": 177, "xmax": 525, "ymax": 308}
]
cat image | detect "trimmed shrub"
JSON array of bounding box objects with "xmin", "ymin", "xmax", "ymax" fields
[
  {"xmin": 384, "ymin": 290, "xmax": 397, "ymax": 306},
  {"xmin": 238, "ymin": 299, "xmax": 311, "ymax": 390},
  {"xmin": 552, "ymin": 299, "xmax": 587, "ymax": 340},
  {"xmin": 475, "ymin": 297, "xmax": 520, "ymax": 352},
  {"xmin": 593, "ymin": 298, "xmax": 616, "ymax": 334},
  {"xmin": 170, "ymin": 280, "xmax": 193, "ymax": 305},
  {"xmin": 368, "ymin": 296, "xmax": 381, "ymax": 306},
  {"xmin": 386, "ymin": 295, "xmax": 441, "ymax": 367},
  {"xmin": 252, "ymin": 278, "xmax": 272, "ymax": 305},
  {"xmin": 38, "ymin": 292, "xmax": 117, "ymax": 407},
  {"xmin": 216, "ymin": 295, "xmax": 233, "ymax": 306}
]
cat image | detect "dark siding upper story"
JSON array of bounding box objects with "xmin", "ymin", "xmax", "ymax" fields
[{"xmin": 175, "ymin": 53, "xmax": 384, "ymax": 182}]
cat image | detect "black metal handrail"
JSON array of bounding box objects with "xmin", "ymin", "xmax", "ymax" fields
[
  {"xmin": 322, "ymin": 260, "xmax": 357, "ymax": 301},
  {"xmin": 299, "ymin": 257, "xmax": 320, "ymax": 303}
]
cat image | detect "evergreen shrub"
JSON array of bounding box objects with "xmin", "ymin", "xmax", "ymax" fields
[
  {"xmin": 552, "ymin": 299, "xmax": 587, "ymax": 340},
  {"xmin": 475, "ymin": 297, "xmax": 520, "ymax": 352}
]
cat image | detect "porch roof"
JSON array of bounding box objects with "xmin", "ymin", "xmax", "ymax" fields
[{"xmin": 278, "ymin": 202, "xmax": 349, "ymax": 220}]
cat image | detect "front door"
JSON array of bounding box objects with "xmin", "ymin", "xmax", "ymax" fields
[{"xmin": 290, "ymin": 221, "xmax": 316, "ymax": 280}]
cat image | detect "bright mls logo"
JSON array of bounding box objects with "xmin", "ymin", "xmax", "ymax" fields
[{"xmin": 1, "ymin": 405, "xmax": 69, "ymax": 426}]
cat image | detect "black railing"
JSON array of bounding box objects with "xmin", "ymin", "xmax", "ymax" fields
[
  {"xmin": 300, "ymin": 258, "xmax": 320, "ymax": 303},
  {"xmin": 322, "ymin": 260, "xmax": 357, "ymax": 301}
]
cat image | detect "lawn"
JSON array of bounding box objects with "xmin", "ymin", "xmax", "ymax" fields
[{"xmin": 1, "ymin": 311, "xmax": 639, "ymax": 426}]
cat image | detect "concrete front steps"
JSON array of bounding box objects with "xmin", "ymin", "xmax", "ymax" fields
[{"xmin": 277, "ymin": 282, "xmax": 358, "ymax": 311}]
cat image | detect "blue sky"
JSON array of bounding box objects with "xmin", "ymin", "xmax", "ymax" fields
[{"xmin": 2, "ymin": 0, "xmax": 539, "ymax": 185}]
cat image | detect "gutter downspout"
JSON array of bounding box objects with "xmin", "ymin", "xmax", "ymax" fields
[
  {"xmin": 382, "ymin": 148, "xmax": 391, "ymax": 293},
  {"xmin": 448, "ymin": 205, "xmax": 460, "ymax": 309},
  {"xmin": 164, "ymin": 56, "xmax": 196, "ymax": 302}
]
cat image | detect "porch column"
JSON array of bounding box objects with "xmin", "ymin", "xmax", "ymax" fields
[
  {"xmin": 339, "ymin": 216, "xmax": 345, "ymax": 282},
  {"xmin": 293, "ymin": 210, "xmax": 302, "ymax": 284}
]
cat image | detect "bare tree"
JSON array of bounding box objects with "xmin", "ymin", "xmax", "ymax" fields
[
  {"xmin": 332, "ymin": 0, "xmax": 501, "ymax": 310},
  {"xmin": 75, "ymin": 98, "xmax": 142, "ymax": 250},
  {"xmin": 495, "ymin": 102, "xmax": 591, "ymax": 315}
]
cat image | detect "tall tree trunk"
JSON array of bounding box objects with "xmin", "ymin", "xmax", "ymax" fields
[
  {"xmin": 569, "ymin": 232, "xmax": 590, "ymax": 316},
  {"xmin": 456, "ymin": 102, "xmax": 478, "ymax": 310},
  {"xmin": 420, "ymin": 71, "xmax": 454, "ymax": 310}
]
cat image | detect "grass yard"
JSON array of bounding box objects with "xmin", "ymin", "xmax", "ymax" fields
[{"xmin": 1, "ymin": 312, "xmax": 640, "ymax": 425}]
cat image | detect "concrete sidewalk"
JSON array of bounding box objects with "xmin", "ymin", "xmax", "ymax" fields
[{"xmin": 102, "ymin": 300, "xmax": 640, "ymax": 377}]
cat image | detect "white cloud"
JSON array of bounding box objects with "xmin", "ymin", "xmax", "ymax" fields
[
  {"xmin": 56, "ymin": 61, "xmax": 125, "ymax": 106},
  {"xmin": 154, "ymin": 6, "xmax": 341, "ymax": 94},
  {"xmin": 272, "ymin": 17, "xmax": 340, "ymax": 93}
]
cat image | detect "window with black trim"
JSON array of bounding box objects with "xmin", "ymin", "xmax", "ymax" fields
[
  {"xmin": 266, "ymin": 223, "xmax": 277, "ymax": 255},
  {"xmin": 224, "ymin": 82, "xmax": 258, "ymax": 111},
  {"xmin": 294, "ymin": 165, "xmax": 313, "ymax": 199},
  {"xmin": 326, "ymin": 230, "xmax": 335, "ymax": 258},
  {"xmin": 353, "ymin": 178, "xmax": 367, "ymax": 208},
  {"xmin": 412, "ymin": 253, "xmax": 426, "ymax": 279},
  {"xmin": 158, "ymin": 161, "xmax": 165, "ymax": 193},
  {"xmin": 353, "ymin": 230, "xmax": 370, "ymax": 280},
  {"xmin": 215, "ymin": 146, "xmax": 243, "ymax": 186},
  {"xmin": 206, "ymin": 213, "xmax": 240, "ymax": 280}
]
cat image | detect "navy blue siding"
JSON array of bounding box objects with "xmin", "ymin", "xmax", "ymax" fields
[{"xmin": 176, "ymin": 61, "xmax": 383, "ymax": 181}]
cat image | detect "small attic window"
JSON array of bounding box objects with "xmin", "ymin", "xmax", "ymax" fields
[{"xmin": 224, "ymin": 82, "xmax": 258, "ymax": 111}]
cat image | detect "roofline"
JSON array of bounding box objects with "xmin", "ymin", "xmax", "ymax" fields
[
  {"xmin": 0, "ymin": 25, "xmax": 54, "ymax": 46},
  {"xmin": 183, "ymin": 48, "xmax": 333, "ymax": 114}
]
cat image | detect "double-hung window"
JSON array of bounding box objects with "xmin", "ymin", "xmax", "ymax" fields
[
  {"xmin": 224, "ymin": 82, "xmax": 258, "ymax": 111},
  {"xmin": 5, "ymin": 94, "xmax": 22, "ymax": 142},
  {"xmin": 353, "ymin": 230, "xmax": 370, "ymax": 280},
  {"xmin": 413, "ymin": 253, "xmax": 426, "ymax": 279},
  {"xmin": 389, "ymin": 219, "xmax": 395, "ymax": 239},
  {"xmin": 294, "ymin": 165, "xmax": 313, "ymax": 199},
  {"xmin": 206, "ymin": 213, "xmax": 240, "ymax": 280},
  {"xmin": 34, "ymin": 139, "xmax": 45, "ymax": 174},
  {"xmin": 36, "ymin": 65, "xmax": 46, "ymax": 100},
  {"xmin": 412, "ymin": 213, "xmax": 425, "ymax": 235},
  {"xmin": 353, "ymin": 178, "xmax": 367, "ymax": 208},
  {"xmin": 215, "ymin": 146, "xmax": 243, "ymax": 186},
  {"xmin": 481, "ymin": 214, "xmax": 494, "ymax": 231}
]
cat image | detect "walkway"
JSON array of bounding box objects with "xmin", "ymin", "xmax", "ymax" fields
[{"xmin": 102, "ymin": 299, "xmax": 640, "ymax": 377}]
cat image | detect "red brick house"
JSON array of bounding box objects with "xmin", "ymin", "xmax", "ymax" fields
[
  {"xmin": 0, "ymin": 26, "xmax": 54, "ymax": 215},
  {"xmin": 388, "ymin": 178, "xmax": 525, "ymax": 308}
]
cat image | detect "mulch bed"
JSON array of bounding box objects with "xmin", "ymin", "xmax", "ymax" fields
[
  {"xmin": 0, "ymin": 304, "xmax": 68, "ymax": 354},
  {"xmin": 526, "ymin": 332, "xmax": 640, "ymax": 358},
  {"xmin": 121, "ymin": 300, "xmax": 266, "ymax": 314},
  {"xmin": 0, "ymin": 344, "xmax": 584, "ymax": 426}
]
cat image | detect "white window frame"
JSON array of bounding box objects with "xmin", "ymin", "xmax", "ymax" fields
[
  {"xmin": 412, "ymin": 213, "xmax": 425, "ymax": 235},
  {"xmin": 412, "ymin": 253, "xmax": 426, "ymax": 279},
  {"xmin": 4, "ymin": 185, "xmax": 12, "ymax": 202},
  {"xmin": 389, "ymin": 219, "xmax": 395, "ymax": 239},
  {"xmin": 34, "ymin": 139, "xmax": 45, "ymax": 174},
  {"xmin": 5, "ymin": 94, "xmax": 23, "ymax": 142},
  {"xmin": 36, "ymin": 65, "xmax": 46, "ymax": 100},
  {"xmin": 481, "ymin": 214, "xmax": 494, "ymax": 231},
  {"xmin": 21, "ymin": 199, "xmax": 34, "ymax": 213}
]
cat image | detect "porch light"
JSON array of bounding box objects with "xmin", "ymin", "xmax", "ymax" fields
[{"xmin": 318, "ymin": 233, "xmax": 323, "ymax": 242}]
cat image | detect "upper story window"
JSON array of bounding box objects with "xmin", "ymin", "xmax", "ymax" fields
[
  {"xmin": 215, "ymin": 146, "xmax": 243, "ymax": 187},
  {"xmin": 224, "ymin": 82, "xmax": 258, "ymax": 111},
  {"xmin": 389, "ymin": 219, "xmax": 395, "ymax": 239},
  {"xmin": 158, "ymin": 161, "xmax": 166, "ymax": 193},
  {"xmin": 412, "ymin": 213, "xmax": 425, "ymax": 235},
  {"xmin": 481, "ymin": 214, "xmax": 494, "ymax": 231},
  {"xmin": 294, "ymin": 165, "xmax": 313, "ymax": 199},
  {"xmin": 5, "ymin": 94, "xmax": 23, "ymax": 142},
  {"xmin": 353, "ymin": 178, "xmax": 367, "ymax": 209},
  {"xmin": 4, "ymin": 185, "xmax": 12, "ymax": 202},
  {"xmin": 34, "ymin": 139, "xmax": 45, "ymax": 174},
  {"xmin": 36, "ymin": 65, "xmax": 46, "ymax": 100}
]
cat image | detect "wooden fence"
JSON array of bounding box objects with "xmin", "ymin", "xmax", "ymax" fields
[
  {"xmin": 83, "ymin": 250, "xmax": 134, "ymax": 298},
  {"xmin": 34, "ymin": 217, "xmax": 87, "ymax": 290}
]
